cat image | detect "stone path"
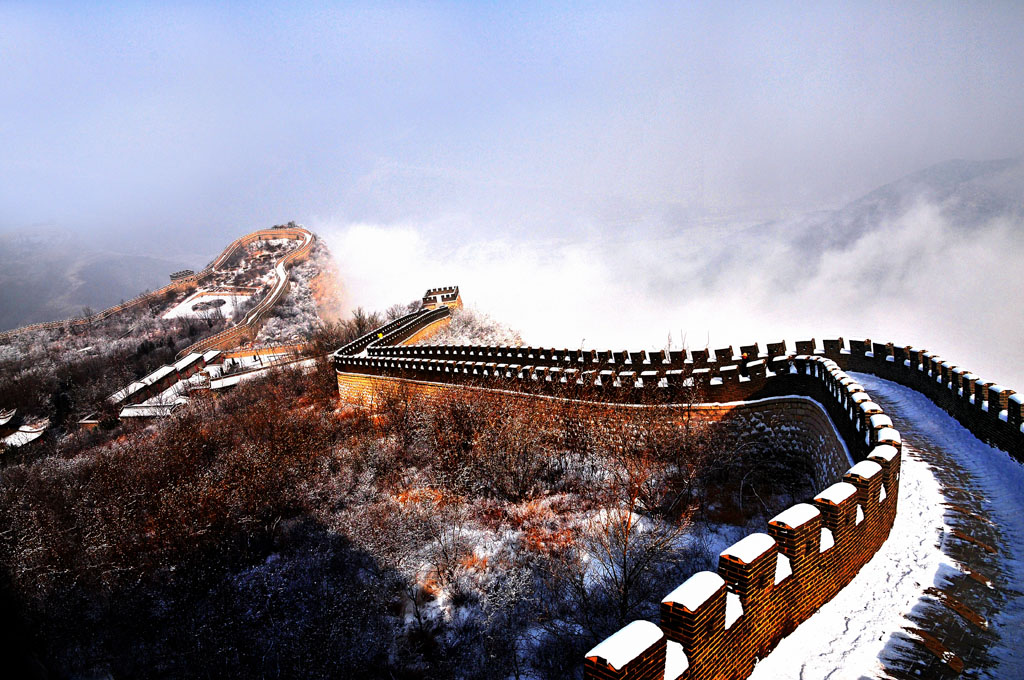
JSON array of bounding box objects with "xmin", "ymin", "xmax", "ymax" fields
[{"xmin": 854, "ymin": 373, "xmax": 1024, "ymax": 679}]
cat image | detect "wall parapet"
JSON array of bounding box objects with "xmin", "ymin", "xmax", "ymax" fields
[
  {"xmin": 332, "ymin": 315, "xmax": 1020, "ymax": 678},
  {"xmin": 837, "ymin": 339, "xmax": 1021, "ymax": 455}
]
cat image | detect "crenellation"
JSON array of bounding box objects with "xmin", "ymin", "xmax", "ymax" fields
[
  {"xmin": 714, "ymin": 346, "xmax": 736, "ymax": 363},
  {"xmin": 795, "ymin": 339, "xmax": 816, "ymax": 355},
  {"xmin": 848, "ymin": 338, "xmax": 871, "ymax": 356},
  {"xmin": 333, "ymin": 299, "xmax": 1021, "ymax": 679},
  {"xmin": 822, "ymin": 338, "xmax": 844, "ymax": 356},
  {"xmin": 690, "ymin": 349, "xmax": 710, "ymax": 368},
  {"xmin": 768, "ymin": 504, "xmax": 822, "ymax": 566}
]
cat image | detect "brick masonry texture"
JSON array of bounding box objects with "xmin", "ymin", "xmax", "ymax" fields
[{"xmin": 333, "ymin": 305, "xmax": 1019, "ymax": 679}]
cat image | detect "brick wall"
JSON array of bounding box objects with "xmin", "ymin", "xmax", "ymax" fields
[
  {"xmin": 834, "ymin": 340, "xmax": 1022, "ymax": 458},
  {"xmin": 334, "ymin": 326, "xmax": 1020, "ymax": 679},
  {"xmin": 336, "ymin": 369, "xmax": 850, "ymax": 489},
  {"xmin": 333, "ymin": 337, "xmax": 902, "ymax": 680}
]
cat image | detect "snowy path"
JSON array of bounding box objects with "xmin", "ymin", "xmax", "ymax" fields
[{"xmin": 748, "ymin": 373, "xmax": 1024, "ymax": 679}]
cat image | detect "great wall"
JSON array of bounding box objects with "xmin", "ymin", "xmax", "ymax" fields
[
  {"xmin": 3, "ymin": 221, "xmax": 1020, "ymax": 675},
  {"xmin": 331, "ymin": 290, "xmax": 1023, "ymax": 680},
  {"xmin": 0, "ymin": 224, "xmax": 315, "ymax": 357}
]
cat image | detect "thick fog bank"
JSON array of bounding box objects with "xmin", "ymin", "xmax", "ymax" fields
[{"xmin": 323, "ymin": 159, "xmax": 1024, "ymax": 389}]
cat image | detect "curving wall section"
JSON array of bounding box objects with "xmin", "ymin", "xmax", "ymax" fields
[
  {"xmin": 0, "ymin": 226, "xmax": 315, "ymax": 348},
  {"xmin": 333, "ymin": 312, "xmax": 1021, "ymax": 679},
  {"xmin": 173, "ymin": 227, "xmax": 315, "ymax": 358}
]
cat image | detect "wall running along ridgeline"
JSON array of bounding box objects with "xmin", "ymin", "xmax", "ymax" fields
[
  {"xmin": 0, "ymin": 226, "xmax": 315, "ymax": 356},
  {"xmin": 332, "ymin": 295, "xmax": 1021, "ymax": 680}
]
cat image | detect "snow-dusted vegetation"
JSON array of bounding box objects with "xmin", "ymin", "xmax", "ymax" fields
[
  {"xmin": 254, "ymin": 239, "xmax": 334, "ymax": 347},
  {"xmin": 0, "ymin": 300, "xmax": 230, "ymax": 438},
  {"xmin": 0, "ymin": 358, "xmax": 814, "ymax": 679},
  {"xmin": 416, "ymin": 305, "xmax": 523, "ymax": 347},
  {"xmin": 0, "ymin": 232, "xmax": 321, "ymax": 437}
]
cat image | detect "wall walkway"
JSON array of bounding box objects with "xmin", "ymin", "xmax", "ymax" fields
[{"xmin": 332, "ymin": 318, "xmax": 1021, "ymax": 679}]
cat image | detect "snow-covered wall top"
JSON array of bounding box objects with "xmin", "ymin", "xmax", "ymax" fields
[{"xmin": 334, "ymin": 318, "xmax": 1022, "ymax": 679}]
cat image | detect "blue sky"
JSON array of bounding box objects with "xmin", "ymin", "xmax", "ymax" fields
[{"xmin": 3, "ymin": 1, "xmax": 1023, "ymax": 254}]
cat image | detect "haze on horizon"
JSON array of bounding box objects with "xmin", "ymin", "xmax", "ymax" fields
[{"xmin": 3, "ymin": 1, "xmax": 1024, "ymax": 385}]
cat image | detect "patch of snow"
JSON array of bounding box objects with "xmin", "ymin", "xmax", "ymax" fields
[
  {"xmin": 856, "ymin": 505, "xmax": 865, "ymax": 524},
  {"xmin": 847, "ymin": 460, "xmax": 882, "ymax": 479},
  {"xmin": 774, "ymin": 554, "xmax": 793, "ymax": 584},
  {"xmin": 876, "ymin": 427, "xmax": 901, "ymax": 446},
  {"xmin": 585, "ymin": 620, "xmax": 663, "ymax": 670},
  {"xmin": 858, "ymin": 401, "xmax": 882, "ymax": 414},
  {"xmin": 879, "ymin": 484, "xmax": 887, "ymax": 502},
  {"xmin": 2, "ymin": 420, "xmax": 47, "ymax": 447},
  {"xmin": 172, "ymin": 352, "xmax": 204, "ymax": 372},
  {"xmin": 665, "ymin": 640, "xmax": 689, "ymax": 678},
  {"xmin": 725, "ymin": 591, "xmax": 744, "ymax": 629},
  {"xmin": 770, "ymin": 503, "xmax": 820, "ymax": 529},
  {"xmin": 721, "ymin": 533, "xmax": 775, "ymax": 564},
  {"xmin": 869, "ymin": 444, "xmax": 899, "ymax": 463},
  {"xmin": 162, "ymin": 292, "xmax": 252, "ymax": 320},
  {"xmin": 815, "ymin": 482, "xmax": 856, "ymax": 505},
  {"xmin": 869, "ymin": 413, "xmax": 893, "ymax": 429},
  {"xmin": 819, "ymin": 528, "xmax": 835, "ymax": 552},
  {"xmin": 662, "ymin": 571, "xmax": 724, "ymax": 612}
]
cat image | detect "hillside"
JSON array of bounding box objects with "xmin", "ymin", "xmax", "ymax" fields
[
  {"xmin": 0, "ymin": 225, "xmax": 340, "ymax": 442},
  {"xmin": 0, "ymin": 228, "xmax": 192, "ymax": 331}
]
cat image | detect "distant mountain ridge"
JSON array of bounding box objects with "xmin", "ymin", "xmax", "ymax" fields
[
  {"xmin": 0, "ymin": 228, "xmax": 190, "ymax": 331},
  {"xmin": 825, "ymin": 156, "xmax": 1024, "ymax": 246}
]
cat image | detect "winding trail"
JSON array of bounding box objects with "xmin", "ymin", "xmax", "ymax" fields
[
  {"xmin": 856, "ymin": 373, "xmax": 1024, "ymax": 679},
  {"xmin": 748, "ymin": 373, "xmax": 1024, "ymax": 679}
]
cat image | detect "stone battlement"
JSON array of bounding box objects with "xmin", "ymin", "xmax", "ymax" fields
[
  {"xmin": 421, "ymin": 285, "xmax": 462, "ymax": 310},
  {"xmin": 331, "ymin": 291, "xmax": 1020, "ymax": 679}
]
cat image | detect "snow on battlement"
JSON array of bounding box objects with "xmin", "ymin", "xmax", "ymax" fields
[
  {"xmin": 847, "ymin": 460, "xmax": 882, "ymax": 480},
  {"xmin": 869, "ymin": 444, "xmax": 899, "ymax": 462},
  {"xmin": 770, "ymin": 503, "xmax": 821, "ymax": 529},
  {"xmin": 662, "ymin": 571, "xmax": 725, "ymax": 612},
  {"xmin": 815, "ymin": 482, "xmax": 857, "ymax": 505},
  {"xmin": 721, "ymin": 533, "xmax": 776, "ymax": 565},
  {"xmin": 585, "ymin": 620, "xmax": 663, "ymax": 671}
]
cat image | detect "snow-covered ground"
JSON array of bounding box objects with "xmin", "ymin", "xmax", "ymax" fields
[
  {"xmin": 856, "ymin": 373, "xmax": 1024, "ymax": 678},
  {"xmin": 253, "ymin": 240, "xmax": 329, "ymax": 346},
  {"xmin": 162, "ymin": 292, "xmax": 252, "ymax": 320},
  {"xmin": 748, "ymin": 429, "xmax": 947, "ymax": 678},
  {"xmin": 748, "ymin": 374, "xmax": 1024, "ymax": 679}
]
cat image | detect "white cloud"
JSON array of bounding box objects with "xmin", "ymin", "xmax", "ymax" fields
[{"xmin": 319, "ymin": 195, "xmax": 1024, "ymax": 389}]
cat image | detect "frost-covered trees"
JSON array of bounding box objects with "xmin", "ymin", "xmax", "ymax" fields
[{"xmin": 416, "ymin": 306, "xmax": 522, "ymax": 347}]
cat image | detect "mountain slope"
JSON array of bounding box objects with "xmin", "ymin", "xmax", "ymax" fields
[{"xmin": 0, "ymin": 228, "xmax": 190, "ymax": 330}]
